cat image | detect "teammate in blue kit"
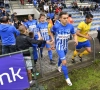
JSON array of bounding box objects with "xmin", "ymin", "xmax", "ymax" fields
[
  {"xmin": 22, "ymin": 18, "xmax": 28, "ymax": 28},
  {"xmin": 37, "ymin": 14, "xmax": 55, "ymax": 65},
  {"xmin": 26, "ymin": 15, "xmax": 38, "ymax": 64},
  {"xmin": 51, "ymin": 12, "xmax": 78, "ymax": 86}
]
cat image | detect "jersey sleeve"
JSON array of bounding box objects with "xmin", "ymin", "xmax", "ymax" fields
[
  {"xmin": 70, "ymin": 25, "xmax": 76, "ymax": 34},
  {"xmin": 77, "ymin": 22, "xmax": 83, "ymax": 30}
]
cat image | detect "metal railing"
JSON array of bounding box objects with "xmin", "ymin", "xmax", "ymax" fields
[
  {"xmin": 91, "ymin": 36, "xmax": 95, "ymax": 61},
  {"xmin": 0, "ymin": 47, "xmax": 44, "ymax": 90}
]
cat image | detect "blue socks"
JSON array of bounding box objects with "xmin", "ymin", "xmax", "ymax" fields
[
  {"xmin": 33, "ymin": 46, "xmax": 38, "ymax": 60},
  {"xmin": 58, "ymin": 58, "xmax": 62, "ymax": 66},
  {"xmin": 48, "ymin": 50, "xmax": 53, "ymax": 61},
  {"xmin": 62, "ymin": 65, "xmax": 69, "ymax": 79}
]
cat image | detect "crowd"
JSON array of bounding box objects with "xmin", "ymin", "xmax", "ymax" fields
[
  {"xmin": 72, "ymin": 1, "xmax": 99, "ymax": 16},
  {"xmin": 0, "ymin": 0, "xmax": 10, "ymax": 8}
]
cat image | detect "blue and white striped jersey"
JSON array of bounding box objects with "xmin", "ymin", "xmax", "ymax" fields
[
  {"xmin": 52, "ymin": 23, "xmax": 75, "ymax": 50},
  {"xmin": 26, "ymin": 20, "xmax": 38, "ymax": 36},
  {"xmin": 37, "ymin": 22, "xmax": 50, "ymax": 41}
]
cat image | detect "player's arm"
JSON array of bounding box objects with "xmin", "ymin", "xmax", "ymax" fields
[
  {"xmin": 76, "ymin": 30, "xmax": 91, "ymax": 40},
  {"xmin": 70, "ymin": 26, "xmax": 78, "ymax": 45},
  {"xmin": 37, "ymin": 32, "xmax": 43, "ymax": 40},
  {"xmin": 50, "ymin": 25, "xmax": 56, "ymax": 43},
  {"xmin": 76, "ymin": 22, "xmax": 91, "ymax": 39},
  {"xmin": 50, "ymin": 32, "xmax": 55, "ymax": 43},
  {"xmin": 72, "ymin": 34, "xmax": 78, "ymax": 45},
  {"xmin": 76, "ymin": 30, "xmax": 87, "ymax": 38},
  {"xmin": 37, "ymin": 24, "xmax": 43, "ymax": 40}
]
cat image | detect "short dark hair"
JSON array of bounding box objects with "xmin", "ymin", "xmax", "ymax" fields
[
  {"xmin": 46, "ymin": 17, "xmax": 50, "ymax": 19},
  {"xmin": 86, "ymin": 14, "xmax": 93, "ymax": 19},
  {"xmin": 1, "ymin": 16, "xmax": 9, "ymax": 23},
  {"xmin": 39, "ymin": 13, "xmax": 45, "ymax": 19},
  {"xmin": 59, "ymin": 12, "xmax": 68, "ymax": 17},
  {"xmin": 69, "ymin": 14, "xmax": 72, "ymax": 17}
]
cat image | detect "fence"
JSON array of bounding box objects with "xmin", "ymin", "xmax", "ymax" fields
[{"xmin": 0, "ymin": 47, "xmax": 44, "ymax": 90}]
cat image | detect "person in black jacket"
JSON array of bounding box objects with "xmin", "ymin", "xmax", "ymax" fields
[{"xmin": 16, "ymin": 25, "xmax": 46, "ymax": 86}]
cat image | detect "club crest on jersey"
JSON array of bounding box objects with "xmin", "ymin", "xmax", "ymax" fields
[{"xmin": 66, "ymin": 29, "xmax": 70, "ymax": 33}]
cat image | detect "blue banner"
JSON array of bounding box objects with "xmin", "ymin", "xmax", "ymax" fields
[{"xmin": 0, "ymin": 53, "xmax": 30, "ymax": 89}]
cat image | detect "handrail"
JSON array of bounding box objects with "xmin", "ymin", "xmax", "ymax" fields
[
  {"xmin": 90, "ymin": 36, "xmax": 95, "ymax": 61},
  {"xmin": 38, "ymin": 47, "xmax": 44, "ymax": 78},
  {"xmin": 0, "ymin": 49, "xmax": 29, "ymax": 57}
]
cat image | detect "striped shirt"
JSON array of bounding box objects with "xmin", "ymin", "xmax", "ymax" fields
[
  {"xmin": 26, "ymin": 20, "xmax": 38, "ymax": 36},
  {"xmin": 52, "ymin": 23, "xmax": 75, "ymax": 50},
  {"xmin": 37, "ymin": 22, "xmax": 50, "ymax": 41}
]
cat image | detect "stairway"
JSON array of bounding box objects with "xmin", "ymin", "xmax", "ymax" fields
[{"xmin": 9, "ymin": 0, "xmax": 40, "ymax": 19}]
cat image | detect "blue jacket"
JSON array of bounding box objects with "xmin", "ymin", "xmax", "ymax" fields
[
  {"xmin": 0, "ymin": 24, "xmax": 20, "ymax": 45},
  {"xmin": 47, "ymin": 13, "xmax": 54, "ymax": 19}
]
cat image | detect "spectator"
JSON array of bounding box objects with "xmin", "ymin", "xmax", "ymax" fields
[
  {"xmin": 86, "ymin": 6, "xmax": 90, "ymax": 14},
  {"xmin": 28, "ymin": 0, "xmax": 32, "ymax": 4},
  {"xmin": 83, "ymin": 6, "xmax": 87, "ymax": 15},
  {"xmin": 61, "ymin": 2, "xmax": 66, "ymax": 8},
  {"xmin": 11, "ymin": 12, "xmax": 17, "ymax": 22},
  {"xmin": 20, "ymin": 0, "xmax": 24, "ymax": 5},
  {"xmin": 33, "ymin": 0, "xmax": 38, "ymax": 7},
  {"xmin": 58, "ymin": 2, "xmax": 62, "ymax": 8},
  {"xmin": 95, "ymin": 3, "xmax": 98, "ymax": 10},
  {"xmin": 0, "ymin": 0, "xmax": 4, "ymax": 7},
  {"xmin": 16, "ymin": 25, "xmax": 46, "ymax": 86},
  {"xmin": 38, "ymin": 0, "xmax": 44, "ymax": 10},
  {"xmin": 1, "ymin": 8, "xmax": 9, "ymax": 17},
  {"xmin": 0, "ymin": 16, "xmax": 20, "ymax": 54},
  {"xmin": 55, "ymin": 6, "xmax": 61, "ymax": 14},
  {"xmin": 47, "ymin": 11, "xmax": 55, "ymax": 20},
  {"xmin": 13, "ymin": 17, "xmax": 21, "ymax": 29},
  {"xmin": 43, "ymin": 3, "xmax": 49, "ymax": 12},
  {"xmin": 78, "ymin": 6, "xmax": 84, "ymax": 16},
  {"xmin": 4, "ymin": 0, "xmax": 10, "ymax": 8},
  {"xmin": 49, "ymin": 5, "xmax": 54, "ymax": 12},
  {"xmin": 68, "ymin": 14, "xmax": 74, "ymax": 24}
]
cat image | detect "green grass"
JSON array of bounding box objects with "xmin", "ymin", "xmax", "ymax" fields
[{"xmin": 42, "ymin": 60, "xmax": 100, "ymax": 90}]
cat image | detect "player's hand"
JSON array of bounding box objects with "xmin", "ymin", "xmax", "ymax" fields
[
  {"xmin": 38, "ymin": 37, "xmax": 43, "ymax": 40},
  {"xmin": 51, "ymin": 39, "xmax": 55, "ymax": 43},
  {"xmin": 46, "ymin": 40, "xmax": 53, "ymax": 45},
  {"xmin": 85, "ymin": 35, "xmax": 91, "ymax": 40},
  {"xmin": 51, "ymin": 44, "xmax": 55, "ymax": 50},
  {"xmin": 74, "ymin": 40, "xmax": 78, "ymax": 46}
]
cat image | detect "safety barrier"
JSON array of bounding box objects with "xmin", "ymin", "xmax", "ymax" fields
[
  {"xmin": 0, "ymin": 47, "xmax": 44, "ymax": 90},
  {"xmin": 91, "ymin": 36, "xmax": 95, "ymax": 61}
]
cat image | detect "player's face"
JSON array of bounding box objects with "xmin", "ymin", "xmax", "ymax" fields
[
  {"xmin": 46, "ymin": 19, "xmax": 50, "ymax": 22},
  {"xmin": 40, "ymin": 16, "xmax": 46, "ymax": 22},
  {"xmin": 28, "ymin": 16, "xmax": 32, "ymax": 20},
  {"xmin": 60, "ymin": 14, "xmax": 68, "ymax": 25},
  {"xmin": 86, "ymin": 17, "xmax": 93, "ymax": 23}
]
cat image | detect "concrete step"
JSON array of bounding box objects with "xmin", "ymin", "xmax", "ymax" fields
[{"xmin": 12, "ymin": 5, "xmax": 34, "ymax": 9}]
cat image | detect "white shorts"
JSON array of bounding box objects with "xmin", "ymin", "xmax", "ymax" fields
[{"xmin": 24, "ymin": 56, "xmax": 33, "ymax": 70}]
